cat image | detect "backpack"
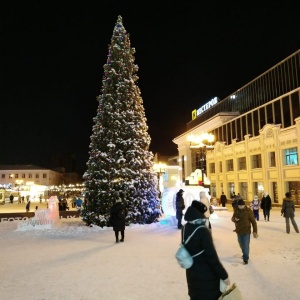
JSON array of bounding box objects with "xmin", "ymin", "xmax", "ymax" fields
[
  {"xmin": 117, "ymin": 209, "xmax": 125, "ymax": 219},
  {"xmin": 175, "ymin": 225, "xmax": 205, "ymax": 269}
]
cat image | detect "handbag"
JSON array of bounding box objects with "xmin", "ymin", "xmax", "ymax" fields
[
  {"xmin": 209, "ymin": 205, "xmax": 214, "ymax": 214},
  {"xmin": 175, "ymin": 225, "xmax": 205, "ymax": 269},
  {"xmin": 218, "ymin": 283, "xmax": 243, "ymax": 300}
]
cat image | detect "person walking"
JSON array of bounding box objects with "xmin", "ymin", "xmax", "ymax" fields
[
  {"xmin": 261, "ymin": 192, "xmax": 272, "ymax": 221},
  {"xmin": 281, "ymin": 192, "xmax": 299, "ymax": 234},
  {"xmin": 25, "ymin": 200, "xmax": 31, "ymax": 212},
  {"xmin": 231, "ymin": 199, "xmax": 258, "ymax": 264},
  {"xmin": 250, "ymin": 195, "xmax": 260, "ymax": 221},
  {"xmin": 183, "ymin": 200, "xmax": 230, "ymax": 300},
  {"xmin": 176, "ymin": 189, "xmax": 185, "ymax": 229},
  {"xmin": 220, "ymin": 192, "xmax": 227, "ymax": 207},
  {"xmin": 9, "ymin": 193, "xmax": 14, "ymax": 204},
  {"xmin": 110, "ymin": 198, "xmax": 127, "ymax": 243}
]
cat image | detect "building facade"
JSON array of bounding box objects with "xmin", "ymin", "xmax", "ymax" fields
[
  {"xmin": 0, "ymin": 165, "xmax": 63, "ymax": 187},
  {"xmin": 173, "ymin": 50, "xmax": 300, "ymax": 204}
]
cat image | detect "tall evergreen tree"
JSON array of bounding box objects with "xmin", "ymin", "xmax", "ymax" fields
[{"xmin": 82, "ymin": 16, "xmax": 161, "ymax": 227}]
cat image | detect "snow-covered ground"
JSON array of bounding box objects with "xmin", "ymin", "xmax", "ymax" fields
[{"xmin": 0, "ymin": 205, "xmax": 299, "ymax": 300}]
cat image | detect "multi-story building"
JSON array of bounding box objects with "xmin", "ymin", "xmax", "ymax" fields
[
  {"xmin": 0, "ymin": 165, "xmax": 63, "ymax": 188},
  {"xmin": 173, "ymin": 49, "xmax": 300, "ymax": 205}
]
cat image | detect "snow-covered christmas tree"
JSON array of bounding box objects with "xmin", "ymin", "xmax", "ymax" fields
[{"xmin": 82, "ymin": 16, "xmax": 161, "ymax": 227}]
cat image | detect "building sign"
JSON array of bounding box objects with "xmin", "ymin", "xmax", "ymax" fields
[{"xmin": 192, "ymin": 97, "xmax": 219, "ymax": 120}]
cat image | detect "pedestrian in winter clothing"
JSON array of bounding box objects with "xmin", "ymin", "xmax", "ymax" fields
[
  {"xmin": 199, "ymin": 191, "xmax": 212, "ymax": 230},
  {"xmin": 231, "ymin": 199, "xmax": 258, "ymax": 264},
  {"xmin": 110, "ymin": 199, "xmax": 127, "ymax": 242},
  {"xmin": 250, "ymin": 195, "xmax": 260, "ymax": 221},
  {"xmin": 183, "ymin": 200, "xmax": 230, "ymax": 300},
  {"xmin": 281, "ymin": 192, "xmax": 299, "ymax": 234},
  {"xmin": 261, "ymin": 192, "xmax": 272, "ymax": 221},
  {"xmin": 176, "ymin": 189, "xmax": 185, "ymax": 229},
  {"xmin": 220, "ymin": 192, "xmax": 227, "ymax": 207},
  {"xmin": 9, "ymin": 194, "xmax": 14, "ymax": 204},
  {"xmin": 25, "ymin": 201, "xmax": 31, "ymax": 212}
]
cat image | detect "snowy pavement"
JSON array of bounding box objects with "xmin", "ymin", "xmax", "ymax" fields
[{"xmin": 0, "ymin": 205, "xmax": 299, "ymax": 300}]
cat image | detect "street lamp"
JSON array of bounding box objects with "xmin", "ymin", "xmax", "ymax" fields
[
  {"xmin": 153, "ymin": 162, "xmax": 166, "ymax": 198},
  {"xmin": 188, "ymin": 133, "xmax": 215, "ymax": 186}
]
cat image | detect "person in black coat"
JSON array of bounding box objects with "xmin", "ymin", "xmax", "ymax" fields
[
  {"xmin": 220, "ymin": 192, "xmax": 227, "ymax": 207},
  {"xmin": 183, "ymin": 200, "xmax": 230, "ymax": 300},
  {"xmin": 261, "ymin": 192, "xmax": 272, "ymax": 221},
  {"xmin": 110, "ymin": 199, "xmax": 127, "ymax": 243},
  {"xmin": 176, "ymin": 189, "xmax": 185, "ymax": 229}
]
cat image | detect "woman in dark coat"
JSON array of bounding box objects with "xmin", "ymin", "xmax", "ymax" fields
[
  {"xmin": 281, "ymin": 192, "xmax": 299, "ymax": 234},
  {"xmin": 261, "ymin": 192, "xmax": 272, "ymax": 221},
  {"xmin": 110, "ymin": 199, "xmax": 127, "ymax": 243},
  {"xmin": 183, "ymin": 200, "xmax": 230, "ymax": 300}
]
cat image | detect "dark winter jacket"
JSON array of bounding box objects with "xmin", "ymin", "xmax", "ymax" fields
[
  {"xmin": 261, "ymin": 195, "xmax": 272, "ymax": 210},
  {"xmin": 110, "ymin": 202, "xmax": 127, "ymax": 231},
  {"xmin": 231, "ymin": 206, "xmax": 257, "ymax": 235},
  {"xmin": 176, "ymin": 192, "xmax": 185, "ymax": 219},
  {"xmin": 183, "ymin": 205, "xmax": 228, "ymax": 300},
  {"xmin": 281, "ymin": 197, "xmax": 295, "ymax": 218}
]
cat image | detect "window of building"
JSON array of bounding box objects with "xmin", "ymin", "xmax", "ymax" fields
[
  {"xmin": 9, "ymin": 174, "xmax": 14, "ymax": 178},
  {"xmin": 253, "ymin": 111, "xmax": 259, "ymax": 136},
  {"xmin": 241, "ymin": 116, "xmax": 246, "ymax": 137},
  {"xmin": 282, "ymin": 96, "xmax": 291, "ymax": 128},
  {"xmin": 22, "ymin": 174, "xmax": 25, "ymax": 178},
  {"xmin": 43, "ymin": 173, "xmax": 47, "ymax": 178},
  {"xmin": 15, "ymin": 174, "xmax": 18, "ymax": 178},
  {"xmin": 1, "ymin": 174, "xmax": 5, "ymax": 178},
  {"xmin": 238, "ymin": 157, "xmax": 247, "ymax": 170},
  {"xmin": 219, "ymin": 162, "xmax": 222, "ymax": 173},
  {"xmin": 209, "ymin": 163, "xmax": 215, "ymax": 173},
  {"xmin": 28, "ymin": 174, "xmax": 32, "ymax": 178},
  {"xmin": 269, "ymin": 152, "xmax": 276, "ymax": 167},
  {"xmin": 226, "ymin": 159, "xmax": 234, "ymax": 171},
  {"xmin": 266, "ymin": 103, "xmax": 273, "ymax": 124},
  {"xmin": 291, "ymin": 91, "xmax": 300, "ymax": 122},
  {"xmin": 259, "ymin": 107, "xmax": 266, "ymax": 130},
  {"xmin": 284, "ymin": 147, "xmax": 298, "ymax": 165},
  {"xmin": 36, "ymin": 174, "xmax": 39, "ymax": 178},
  {"xmin": 246, "ymin": 114, "xmax": 253, "ymax": 136},
  {"xmin": 274, "ymin": 99, "xmax": 281, "ymax": 124},
  {"xmin": 252, "ymin": 154, "xmax": 262, "ymax": 168}
]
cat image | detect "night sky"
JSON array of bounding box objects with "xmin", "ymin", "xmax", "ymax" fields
[{"xmin": 2, "ymin": 1, "xmax": 299, "ymax": 173}]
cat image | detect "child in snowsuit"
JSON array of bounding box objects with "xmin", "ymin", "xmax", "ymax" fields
[{"xmin": 250, "ymin": 195, "xmax": 260, "ymax": 221}]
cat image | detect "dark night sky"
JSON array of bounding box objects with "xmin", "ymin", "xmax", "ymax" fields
[{"xmin": 1, "ymin": 1, "xmax": 299, "ymax": 173}]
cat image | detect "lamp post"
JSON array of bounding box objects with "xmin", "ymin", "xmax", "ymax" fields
[
  {"xmin": 153, "ymin": 162, "xmax": 166, "ymax": 198},
  {"xmin": 188, "ymin": 133, "xmax": 215, "ymax": 186}
]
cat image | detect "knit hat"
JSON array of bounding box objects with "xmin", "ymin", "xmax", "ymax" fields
[
  {"xmin": 178, "ymin": 189, "xmax": 184, "ymax": 193},
  {"xmin": 238, "ymin": 199, "xmax": 245, "ymax": 205},
  {"xmin": 191, "ymin": 200, "xmax": 207, "ymax": 213}
]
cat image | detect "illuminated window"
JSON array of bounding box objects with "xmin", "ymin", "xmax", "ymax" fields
[{"xmin": 284, "ymin": 148, "xmax": 298, "ymax": 165}]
